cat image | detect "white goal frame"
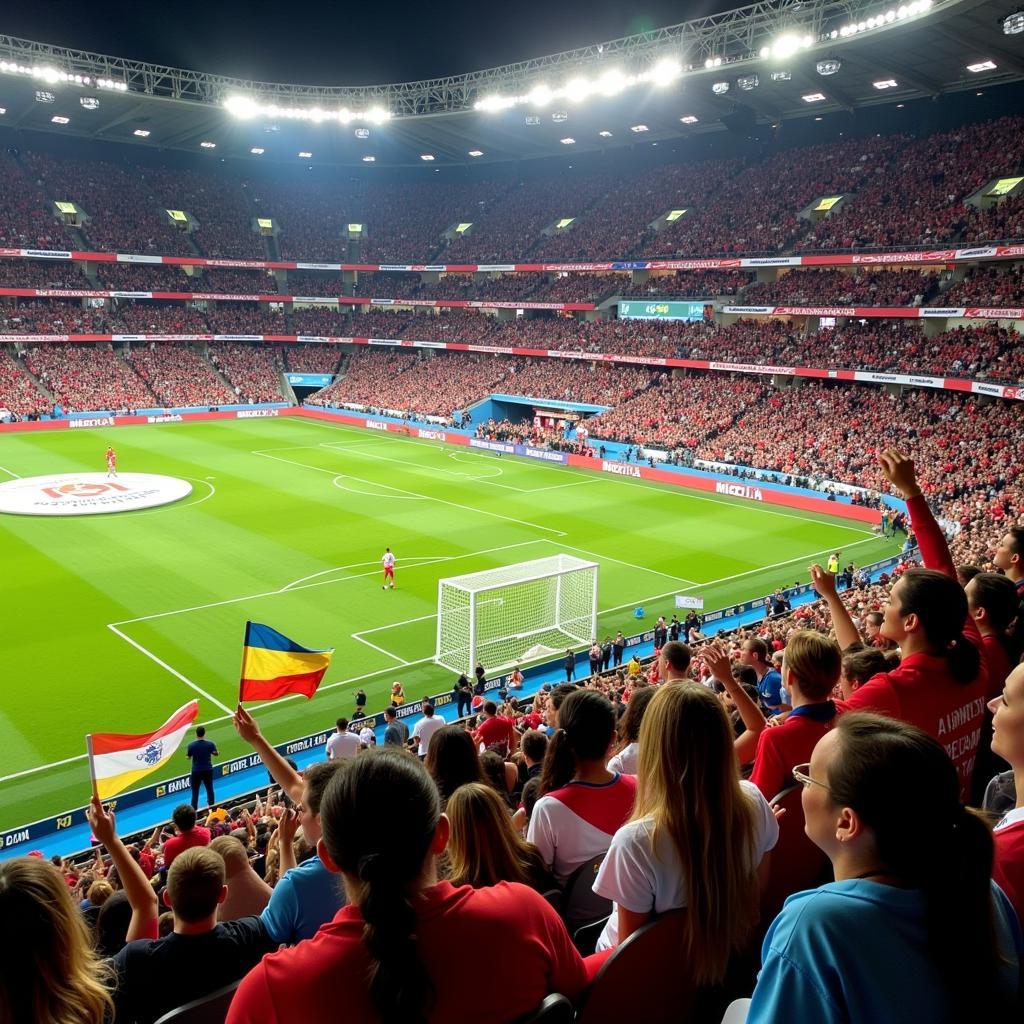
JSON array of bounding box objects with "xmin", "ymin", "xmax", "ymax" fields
[{"xmin": 434, "ymin": 553, "xmax": 599, "ymax": 675}]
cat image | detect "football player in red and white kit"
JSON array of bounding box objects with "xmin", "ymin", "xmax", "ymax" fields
[
  {"xmin": 381, "ymin": 547, "xmax": 395, "ymax": 590},
  {"xmin": 105, "ymin": 446, "xmax": 118, "ymax": 479}
]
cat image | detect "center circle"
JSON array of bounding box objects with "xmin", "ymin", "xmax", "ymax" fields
[{"xmin": 0, "ymin": 473, "xmax": 194, "ymax": 516}]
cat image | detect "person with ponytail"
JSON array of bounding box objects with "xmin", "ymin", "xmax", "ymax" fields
[
  {"xmin": 593, "ymin": 684, "xmax": 778, "ymax": 982},
  {"xmin": 228, "ymin": 748, "xmax": 588, "ymax": 1024},
  {"xmin": 607, "ymin": 684, "xmax": 656, "ymax": 775},
  {"xmin": 747, "ymin": 713, "xmax": 1021, "ymax": 1023},
  {"xmin": 528, "ymin": 689, "xmax": 636, "ymax": 883},
  {"xmin": 811, "ymin": 450, "xmax": 988, "ymax": 798}
]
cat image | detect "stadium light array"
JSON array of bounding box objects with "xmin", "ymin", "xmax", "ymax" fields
[
  {"xmin": 224, "ymin": 95, "xmax": 391, "ymax": 125},
  {"xmin": 0, "ymin": 62, "xmax": 127, "ymax": 91},
  {"xmin": 475, "ymin": 58, "xmax": 681, "ymax": 113},
  {"xmin": 1003, "ymin": 10, "xmax": 1024, "ymax": 33},
  {"xmin": 759, "ymin": 33, "xmax": 814, "ymax": 60},
  {"xmin": 832, "ymin": 0, "xmax": 933, "ymax": 38}
]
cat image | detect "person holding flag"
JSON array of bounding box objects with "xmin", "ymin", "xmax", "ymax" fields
[
  {"xmin": 382, "ymin": 547, "xmax": 396, "ymax": 590},
  {"xmin": 238, "ymin": 622, "xmax": 334, "ymax": 704}
]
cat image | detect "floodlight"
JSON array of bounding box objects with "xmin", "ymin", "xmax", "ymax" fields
[
  {"xmin": 771, "ymin": 34, "xmax": 803, "ymax": 59},
  {"xmin": 816, "ymin": 60, "xmax": 841, "ymax": 75},
  {"xmin": 802, "ymin": 93, "xmax": 826, "ymax": 102},
  {"xmin": 704, "ymin": 57, "xmax": 723, "ymax": 69},
  {"xmin": 362, "ymin": 155, "xmax": 376, "ymax": 162},
  {"xmin": 649, "ymin": 59, "xmax": 682, "ymax": 86},
  {"xmin": 966, "ymin": 60, "xmax": 996, "ymax": 72},
  {"xmin": 1004, "ymin": 11, "xmax": 1024, "ymax": 33},
  {"xmin": 598, "ymin": 130, "xmax": 613, "ymax": 137},
  {"xmin": 552, "ymin": 111, "xmax": 568, "ymax": 123},
  {"xmin": 200, "ymin": 141, "xmax": 216, "ymax": 149},
  {"xmin": 298, "ymin": 151, "xmax": 312, "ymax": 158},
  {"xmin": 354, "ymin": 128, "xmax": 370, "ymax": 139},
  {"xmin": 34, "ymin": 90, "xmax": 56, "ymax": 103},
  {"xmin": 420, "ymin": 153, "xmax": 435, "ymax": 161},
  {"xmin": 712, "ymin": 81, "xmax": 730, "ymax": 95},
  {"xmin": 630, "ymin": 124, "xmax": 649, "ymax": 132},
  {"xmin": 560, "ymin": 137, "xmax": 575, "ymax": 144},
  {"xmin": 528, "ymin": 84, "xmax": 553, "ymax": 107},
  {"xmin": 771, "ymin": 71, "xmax": 792, "ymax": 81},
  {"xmin": 873, "ymin": 79, "xmax": 898, "ymax": 89},
  {"xmin": 564, "ymin": 78, "xmax": 592, "ymax": 102},
  {"xmin": 468, "ymin": 150, "xmax": 484, "ymax": 156},
  {"xmin": 226, "ymin": 95, "xmax": 259, "ymax": 118},
  {"xmin": 80, "ymin": 96, "xmax": 99, "ymax": 109},
  {"xmin": 250, "ymin": 147, "xmax": 264, "ymax": 154},
  {"xmin": 738, "ymin": 75, "xmax": 759, "ymax": 90},
  {"xmin": 679, "ymin": 115, "xmax": 699, "ymax": 124},
  {"xmin": 51, "ymin": 115, "xmax": 69, "ymax": 124},
  {"xmin": 525, "ymin": 115, "xmax": 540, "ymax": 126},
  {"xmin": 0, "ymin": 108, "xmax": 5, "ymax": 115},
  {"xmin": 596, "ymin": 69, "xmax": 628, "ymax": 96},
  {"xmin": 133, "ymin": 129, "xmax": 150, "ymax": 137}
]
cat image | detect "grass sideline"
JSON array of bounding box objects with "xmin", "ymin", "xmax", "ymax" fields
[{"xmin": 0, "ymin": 417, "xmax": 897, "ymax": 830}]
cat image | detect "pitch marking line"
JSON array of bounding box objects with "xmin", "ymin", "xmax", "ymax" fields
[
  {"xmin": 352, "ymin": 634, "xmax": 411, "ymax": 666},
  {"xmin": 106, "ymin": 624, "xmax": 234, "ymax": 715},
  {"xmin": 548, "ymin": 541, "xmax": 700, "ymax": 587},
  {"xmin": 251, "ymin": 449, "xmax": 567, "ymax": 537},
  {"xmin": 0, "ymin": 464, "xmax": 21, "ymax": 479}
]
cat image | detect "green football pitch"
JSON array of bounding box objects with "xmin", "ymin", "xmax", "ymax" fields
[{"xmin": 0, "ymin": 417, "xmax": 898, "ymax": 830}]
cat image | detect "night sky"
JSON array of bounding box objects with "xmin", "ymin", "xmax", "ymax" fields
[{"xmin": 4, "ymin": 1, "xmax": 742, "ymax": 84}]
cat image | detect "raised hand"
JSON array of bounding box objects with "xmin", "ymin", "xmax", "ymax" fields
[
  {"xmin": 878, "ymin": 449, "xmax": 922, "ymax": 499},
  {"xmin": 809, "ymin": 563, "xmax": 838, "ymax": 599}
]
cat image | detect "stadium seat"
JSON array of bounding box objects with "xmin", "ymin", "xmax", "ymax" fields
[
  {"xmin": 512, "ymin": 993, "xmax": 575, "ymax": 1024},
  {"xmin": 152, "ymin": 980, "xmax": 242, "ymax": 1024},
  {"xmin": 759, "ymin": 784, "xmax": 832, "ymax": 921},
  {"xmin": 561, "ymin": 854, "xmax": 613, "ymax": 943},
  {"xmin": 575, "ymin": 911, "xmax": 697, "ymax": 1024}
]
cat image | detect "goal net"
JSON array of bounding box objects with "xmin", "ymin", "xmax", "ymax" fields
[{"xmin": 435, "ymin": 554, "xmax": 599, "ymax": 675}]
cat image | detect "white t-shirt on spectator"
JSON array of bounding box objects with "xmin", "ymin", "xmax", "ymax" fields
[
  {"xmin": 593, "ymin": 780, "xmax": 778, "ymax": 950},
  {"xmin": 325, "ymin": 731, "xmax": 361, "ymax": 760},
  {"xmin": 607, "ymin": 743, "xmax": 638, "ymax": 775},
  {"xmin": 412, "ymin": 715, "xmax": 445, "ymax": 756}
]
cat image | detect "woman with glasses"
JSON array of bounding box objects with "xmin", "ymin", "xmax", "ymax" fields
[
  {"xmin": 592, "ymin": 684, "xmax": 778, "ymax": 986},
  {"xmin": 747, "ymin": 713, "xmax": 1021, "ymax": 1023}
]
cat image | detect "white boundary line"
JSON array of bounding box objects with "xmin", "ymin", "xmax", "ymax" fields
[
  {"xmin": 252, "ymin": 448, "xmax": 567, "ymax": 537},
  {"xmin": 352, "ymin": 634, "xmax": 411, "ymax": 665},
  {"xmin": 551, "ymin": 541, "xmax": 700, "ymax": 587},
  {"xmin": 0, "ymin": 464, "xmax": 21, "ymax": 479},
  {"xmin": 280, "ymin": 556, "xmax": 448, "ymax": 592},
  {"xmin": 106, "ymin": 624, "xmax": 234, "ymax": 714}
]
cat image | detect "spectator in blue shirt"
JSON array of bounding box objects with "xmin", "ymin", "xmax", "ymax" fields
[
  {"xmin": 747, "ymin": 713, "xmax": 1022, "ymax": 1024},
  {"xmin": 740, "ymin": 637, "xmax": 789, "ymax": 714},
  {"xmin": 232, "ymin": 707, "xmax": 346, "ymax": 944},
  {"xmin": 186, "ymin": 726, "xmax": 219, "ymax": 811}
]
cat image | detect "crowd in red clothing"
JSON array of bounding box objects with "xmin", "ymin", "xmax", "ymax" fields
[
  {"xmin": 208, "ymin": 343, "xmax": 285, "ymax": 404},
  {"xmin": 942, "ymin": 265, "xmax": 1024, "ymax": 306},
  {"xmin": 743, "ymin": 268, "xmax": 937, "ymax": 306},
  {"xmin": 126, "ymin": 342, "xmax": 236, "ymax": 407},
  {"xmin": 23, "ymin": 342, "xmax": 154, "ymax": 412}
]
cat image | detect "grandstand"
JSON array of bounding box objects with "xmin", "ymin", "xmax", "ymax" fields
[{"xmin": 1, "ymin": 2, "xmax": 1023, "ymax": 1021}]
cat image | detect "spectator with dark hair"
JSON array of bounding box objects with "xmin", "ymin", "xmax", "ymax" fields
[
  {"xmin": 382, "ymin": 705, "xmax": 408, "ymax": 747},
  {"xmin": 162, "ymin": 804, "xmax": 211, "ymax": 869},
  {"xmin": 993, "ymin": 525, "xmax": 1024, "ymax": 662},
  {"xmin": 839, "ymin": 644, "xmax": 896, "ymax": 700},
  {"xmin": 424, "ymin": 724, "xmax": 485, "ymax": 805},
  {"xmin": 594, "ymin": 683, "xmax": 778, "ymax": 996},
  {"xmin": 210, "ymin": 835, "xmax": 273, "ymax": 921},
  {"xmin": 989, "ymin": 661, "xmax": 1024, "ymax": 925},
  {"xmin": 227, "ymin": 748, "xmax": 588, "ymax": 1023},
  {"xmin": 453, "ymin": 672, "xmax": 473, "ymax": 717},
  {"xmin": 411, "ymin": 702, "xmax": 445, "ymax": 758},
  {"xmin": 546, "ymin": 682, "xmax": 577, "ymax": 735},
  {"xmin": 529, "ymin": 689, "xmax": 636, "ymax": 882},
  {"xmin": 658, "ymin": 639, "xmax": 693, "ymax": 683},
  {"xmin": 741, "ymin": 637, "xmax": 788, "ymax": 714},
  {"xmin": 747, "ymin": 714, "xmax": 1021, "ymax": 1023},
  {"xmin": 608, "ymin": 685, "xmax": 656, "ymax": 775},
  {"xmin": 186, "ymin": 725, "xmax": 218, "ymax": 811},
  {"xmin": 564, "ymin": 648, "xmax": 576, "ymax": 682},
  {"xmin": 325, "ymin": 717, "xmax": 360, "ymax": 761},
  {"xmin": 446, "ymin": 783, "xmax": 555, "ymax": 893},
  {"xmin": 520, "ymin": 728, "xmax": 548, "ymax": 782},
  {"xmin": 233, "ymin": 706, "xmax": 347, "ymax": 944},
  {"xmin": 0, "ymin": 856, "xmax": 114, "ymax": 1024},
  {"xmin": 817, "ymin": 451, "xmax": 988, "ymax": 799},
  {"xmin": 113, "ymin": 847, "xmax": 274, "ymax": 1024},
  {"xmin": 472, "ymin": 699, "xmax": 518, "ymax": 756}
]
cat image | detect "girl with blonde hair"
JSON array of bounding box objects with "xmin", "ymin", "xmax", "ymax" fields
[
  {"xmin": 0, "ymin": 856, "xmax": 114, "ymax": 1023},
  {"xmin": 446, "ymin": 783, "xmax": 555, "ymax": 893},
  {"xmin": 593, "ymin": 684, "xmax": 778, "ymax": 986}
]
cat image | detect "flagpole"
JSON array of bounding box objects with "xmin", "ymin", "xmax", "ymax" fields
[
  {"xmin": 238, "ymin": 620, "xmax": 250, "ymax": 707},
  {"xmin": 85, "ymin": 733, "xmax": 100, "ymax": 804}
]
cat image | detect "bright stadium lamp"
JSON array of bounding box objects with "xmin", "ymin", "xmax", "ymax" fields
[
  {"xmin": 712, "ymin": 81, "xmax": 730, "ymax": 95},
  {"xmin": 596, "ymin": 69, "xmax": 627, "ymax": 96},
  {"xmin": 225, "ymin": 95, "xmax": 259, "ymax": 118},
  {"xmin": 528, "ymin": 83, "xmax": 553, "ymax": 107},
  {"xmin": 564, "ymin": 77, "xmax": 593, "ymax": 102},
  {"xmin": 1004, "ymin": 11, "xmax": 1024, "ymax": 33},
  {"xmin": 648, "ymin": 58, "xmax": 682, "ymax": 86},
  {"xmin": 817, "ymin": 60, "xmax": 841, "ymax": 75},
  {"xmin": 738, "ymin": 75, "xmax": 759, "ymax": 90}
]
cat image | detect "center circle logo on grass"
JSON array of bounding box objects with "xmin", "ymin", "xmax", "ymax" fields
[{"xmin": 0, "ymin": 473, "xmax": 193, "ymax": 516}]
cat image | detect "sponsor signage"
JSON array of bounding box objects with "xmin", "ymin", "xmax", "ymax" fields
[
  {"xmin": 235, "ymin": 409, "xmax": 280, "ymax": 418},
  {"xmin": 601, "ymin": 460, "xmax": 641, "ymax": 477},
  {"xmin": 69, "ymin": 416, "xmax": 116, "ymax": 428},
  {"xmin": 286, "ymin": 373, "xmax": 334, "ymax": 387},
  {"xmin": 618, "ymin": 300, "xmax": 706, "ymax": 321},
  {"xmin": 675, "ymin": 595, "xmax": 705, "ymax": 609},
  {"xmin": 417, "ymin": 428, "xmax": 446, "ymax": 440},
  {"xmin": 715, "ymin": 481, "xmax": 764, "ymax": 501},
  {"xmin": 0, "ymin": 473, "xmax": 193, "ymax": 516}
]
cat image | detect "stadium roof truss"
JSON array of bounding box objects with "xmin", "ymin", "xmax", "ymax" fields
[{"xmin": 0, "ymin": 0, "xmax": 1020, "ymax": 165}]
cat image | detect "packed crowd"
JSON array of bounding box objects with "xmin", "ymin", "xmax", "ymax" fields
[
  {"xmin": 943, "ymin": 264, "xmax": 1024, "ymax": 307},
  {"xmin": 743, "ymin": 268, "xmax": 938, "ymax": 306},
  {"xmin": 208, "ymin": 343, "xmax": 285, "ymax": 404},
  {"xmin": 621, "ymin": 269, "xmax": 752, "ymax": 298},
  {"xmin": 22, "ymin": 342, "xmax": 154, "ymax": 412},
  {"xmin": 204, "ymin": 305, "xmax": 290, "ymax": 336},
  {"xmin": 125, "ymin": 343, "xmax": 237, "ymax": 407},
  {"xmin": 0, "ymin": 348, "xmax": 50, "ymax": 418}
]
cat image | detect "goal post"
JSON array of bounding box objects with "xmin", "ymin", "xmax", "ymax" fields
[{"xmin": 435, "ymin": 554, "xmax": 599, "ymax": 675}]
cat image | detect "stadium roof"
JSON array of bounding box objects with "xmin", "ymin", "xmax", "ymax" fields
[{"xmin": 0, "ymin": 0, "xmax": 1021, "ymax": 167}]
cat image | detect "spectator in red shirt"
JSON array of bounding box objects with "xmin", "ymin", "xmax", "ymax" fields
[
  {"xmin": 161, "ymin": 804, "xmax": 211, "ymax": 868},
  {"xmin": 749, "ymin": 630, "xmax": 844, "ymax": 801},
  {"xmin": 227, "ymin": 747, "xmax": 588, "ymax": 1024},
  {"xmin": 473, "ymin": 700, "xmax": 518, "ymax": 756}
]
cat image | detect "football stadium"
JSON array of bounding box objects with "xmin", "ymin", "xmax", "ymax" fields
[{"xmin": 0, "ymin": 0, "xmax": 1023, "ymax": 1019}]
